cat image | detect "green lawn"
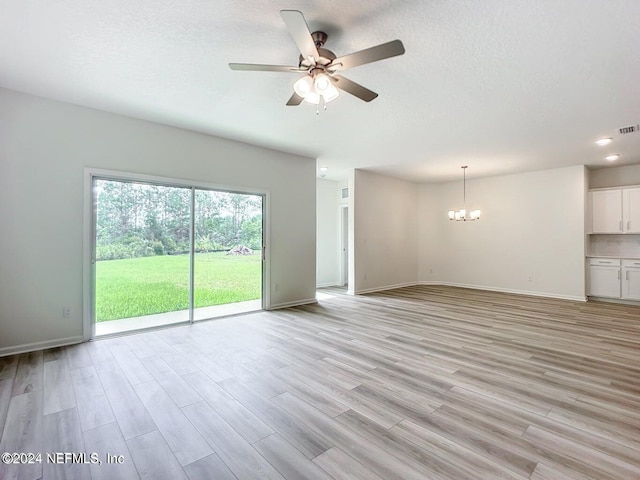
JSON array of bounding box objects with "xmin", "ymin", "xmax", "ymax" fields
[{"xmin": 95, "ymin": 252, "xmax": 261, "ymax": 321}]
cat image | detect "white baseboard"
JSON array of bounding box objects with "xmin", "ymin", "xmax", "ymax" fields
[
  {"xmin": 354, "ymin": 281, "xmax": 420, "ymax": 295},
  {"xmin": 316, "ymin": 281, "xmax": 341, "ymax": 288},
  {"xmin": 419, "ymin": 281, "xmax": 587, "ymax": 302},
  {"xmin": 347, "ymin": 280, "xmax": 586, "ymax": 302},
  {"xmin": 0, "ymin": 336, "xmax": 84, "ymax": 358},
  {"xmin": 268, "ymin": 297, "xmax": 318, "ymax": 310},
  {"xmin": 588, "ymin": 295, "xmax": 640, "ymax": 306}
]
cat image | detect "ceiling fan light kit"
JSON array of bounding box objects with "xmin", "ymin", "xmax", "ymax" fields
[
  {"xmin": 293, "ymin": 69, "xmax": 340, "ymax": 106},
  {"xmin": 229, "ymin": 10, "xmax": 405, "ymax": 110},
  {"xmin": 448, "ymin": 166, "xmax": 481, "ymax": 222}
]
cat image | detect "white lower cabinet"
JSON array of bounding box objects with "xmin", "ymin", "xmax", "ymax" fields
[
  {"xmin": 622, "ymin": 260, "xmax": 640, "ymax": 300},
  {"xmin": 588, "ymin": 259, "xmax": 621, "ymax": 298},
  {"xmin": 588, "ymin": 258, "xmax": 640, "ymax": 300}
]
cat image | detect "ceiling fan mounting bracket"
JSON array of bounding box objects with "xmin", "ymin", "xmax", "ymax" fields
[{"xmin": 311, "ymin": 31, "xmax": 328, "ymax": 48}]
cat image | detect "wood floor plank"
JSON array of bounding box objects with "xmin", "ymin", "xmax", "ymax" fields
[
  {"xmin": 42, "ymin": 408, "xmax": 91, "ymax": 480},
  {"xmin": 86, "ymin": 340, "xmax": 118, "ymax": 373},
  {"xmin": 0, "ymin": 379, "xmax": 12, "ymax": 437},
  {"xmin": 141, "ymin": 356, "xmax": 202, "ymax": 407},
  {"xmin": 127, "ymin": 429, "xmax": 188, "ymax": 480},
  {"xmin": 253, "ymin": 433, "xmax": 333, "ymax": 480},
  {"xmin": 70, "ymin": 365, "xmax": 116, "ymax": 431},
  {"xmin": 98, "ymin": 367, "xmax": 156, "ymax": 440},
  {"xmin": 182, "ymin": 400, "xmax": 285, "ymax": 480},
  {"xmin": 218, "ymin": 376, "xmax": 333, "ymax": 460},
  {"xmin": 0, "ymin": 354, "xmax": 18, "ymax": 381},
  {"xmin": 107, "ymin": 339, "xmax": 154, "ymax": 385},
  {"xmin": 82, "ymin": 421, "xmax": 139, "ymax": 480},
  {"xmin": 133, "ymin": 380, "xmax": 212, "ymax": 466},
  {"xmin": 529, "ymin": 462, "xmax": 594, "ymax": 480},
  {"xmin": 272, "ymin": 391, "xmax": 432, "ymax": 480},
  {"xmin": 43, "ymin": 358, "xmax": 76, "ymax": 415},
  {"xmin": 0, "ymin": 391, "xmax": 43, "ymax": 480},
  {"xmin": 183, "ymin": 453, "xmax": 236, "ymax": 480},
  {"xmin": 11, "ymin": 350, "xmax": 43, "ymax": 396},
  {"xmin": 312, "ymin": 446, "xmax": 385, "ymax": 480},
  {"xmin": 523, "ymin": 424, "xmax": 640, "ymax": 480},
  {"xmin": 182, "ymin": 370, "xmax": 273, "ymax": 443},
  {"xmin": 64, "ymin": 342, "xmax": 93, "ymax": 370},
  {"xmin": 43, "ymin": 346, "xmax": 67, "ymax": 363}
]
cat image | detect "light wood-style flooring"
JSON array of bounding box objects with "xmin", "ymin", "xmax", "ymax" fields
[{"xmin": 1, "ymin": 285, "xmax": 639, "ymax": 479}]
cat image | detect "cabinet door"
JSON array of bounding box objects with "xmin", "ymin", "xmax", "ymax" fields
[
  {"xmin": 623, "ymin": 187, "xmax": 640, "ymax": 233},
  {"xmin": 622, "ymin": 267, "xmax": 640, "ymax": 300},
  {"xmin": 588, "ymin": 266, "xmax": 621, "ymax": 298},
  {"xmin": 591, "ymin": 190, "xmax": 622, "ymax": 233}
]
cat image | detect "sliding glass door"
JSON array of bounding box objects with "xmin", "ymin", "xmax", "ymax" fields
[
  {"xmin": 92, "ymin": 176, "xmax": 263, "ymax": 336},
  {"xmin": 193, "ymin": 190, "xmax": 263, "ymax": 321}
]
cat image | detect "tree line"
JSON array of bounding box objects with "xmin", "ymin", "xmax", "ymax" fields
[{"xmin": 95, "ymin": 180, "xmax": 262, "ymax": 260}]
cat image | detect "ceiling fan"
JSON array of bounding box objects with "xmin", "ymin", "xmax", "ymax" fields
[{"xmin": 229, "ymin": 10, "xmax": 405, "ymax": 108}]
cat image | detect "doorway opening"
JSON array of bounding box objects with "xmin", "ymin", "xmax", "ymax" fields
[
  {"xmin": 339, "ymin": 205, "xmax": 349, "ymax": 287},
  {"xmin": 91, "ymin": 175, "xmax": 264, "ymax": 337}
]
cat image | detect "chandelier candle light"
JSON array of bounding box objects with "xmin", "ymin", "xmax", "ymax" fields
[{"xmin": 448, "ymin": 166, "xmax": 481, "ymax": 221}]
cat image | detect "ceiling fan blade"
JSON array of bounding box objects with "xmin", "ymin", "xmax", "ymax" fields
[
  {"xmin": 280, "ymin": 10, "xmax": 320, "ymax": 62},
  {"xmin": 329, "ymin": 39, "xmax": 405, "ymax": 71},
  {"xmin": 286, "ymin": 92, "xmax": 304, "ymax": 106},
  {"xmin": 229, "ymin": 63, "xmax": 306, "ymax": 73},
  {"xmin": 332, "ymin": 75, "xmax": 378, "ymax": 102}
]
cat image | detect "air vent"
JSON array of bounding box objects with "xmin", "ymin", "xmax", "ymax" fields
[
  {"xmin": 341, "ymin": 187, "xmax": 349, "ymax": 199},
  {"xmin": 618, "ymin": 124, "xmax": 639, "ymax": 135}
]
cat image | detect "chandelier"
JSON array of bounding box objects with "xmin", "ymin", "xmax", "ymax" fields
[{"xmin": 448, "ymin": 166, "xmax": 481, "ymax": 221}]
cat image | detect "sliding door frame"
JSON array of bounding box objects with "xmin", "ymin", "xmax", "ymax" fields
[{"xmin": 82, "ymin": 167, "xmax": 269, "ymax": 341}]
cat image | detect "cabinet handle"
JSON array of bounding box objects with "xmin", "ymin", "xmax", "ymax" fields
[
  {"xmin": 627, "ymin": 271, "xmax": 629, "ymax": 280},
  {"xmin": 618, "ymin": 270, "xmax": 621, "ymax": 280},
  {"xmin": 620, "ymin": 220, "xmax": 623, "ymax": 231}
]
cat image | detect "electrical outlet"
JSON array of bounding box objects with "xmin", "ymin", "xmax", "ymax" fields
[
  {"xmin": 63, "ymin": 307, "xmax": 71, "ymax": 318},
  {"xmin": 527, "ymin": 275, "xmax": 534, "ymax": 282}
]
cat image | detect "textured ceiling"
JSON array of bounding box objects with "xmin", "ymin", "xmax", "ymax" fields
[{"xmin": 1, "ymin": 0, "xmax": 639, "ymax": 182}]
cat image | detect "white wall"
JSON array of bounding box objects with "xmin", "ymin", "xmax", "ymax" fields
[
  {"xmin": 418, "ymin": 185, "xmax": 443, "ymax": 282},
  {"xmin": 419, "ymin": 165, "xmax": 587, "ymax": 300},
  {"xmin": 316, "ymin": 178, "xmax": 340, "ymax": 287},
  {"xmin": 352, "ymin": 169, "xmax": 419, "ymax": 293},
  {"xmin": 589, "ymin": 164, "xmax": 640, "ymax": 188},
  {"xmin": 0, "ymin": 88, "xmax": 316, "ymax": 354}
]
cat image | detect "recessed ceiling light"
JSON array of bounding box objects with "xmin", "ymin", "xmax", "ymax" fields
[
  {"xmin": 596, "ymin": 137, "xmax": 612, "ymax": 146},
  {"xmin": 605, "ymin": 154, "xmax": 620, "ymax": 161}
]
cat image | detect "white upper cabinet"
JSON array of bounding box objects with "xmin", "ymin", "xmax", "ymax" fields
[
  {"xmin": 591, "ymin": 189, "xmax": 622, "ymax": 233},
  {"xmin": 590, "ymin": 187, "xmax": 640, "ymax": 233},
  {"xmin": 622, "ymin": 187, "xmax": 640, "ymax": 233}
]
